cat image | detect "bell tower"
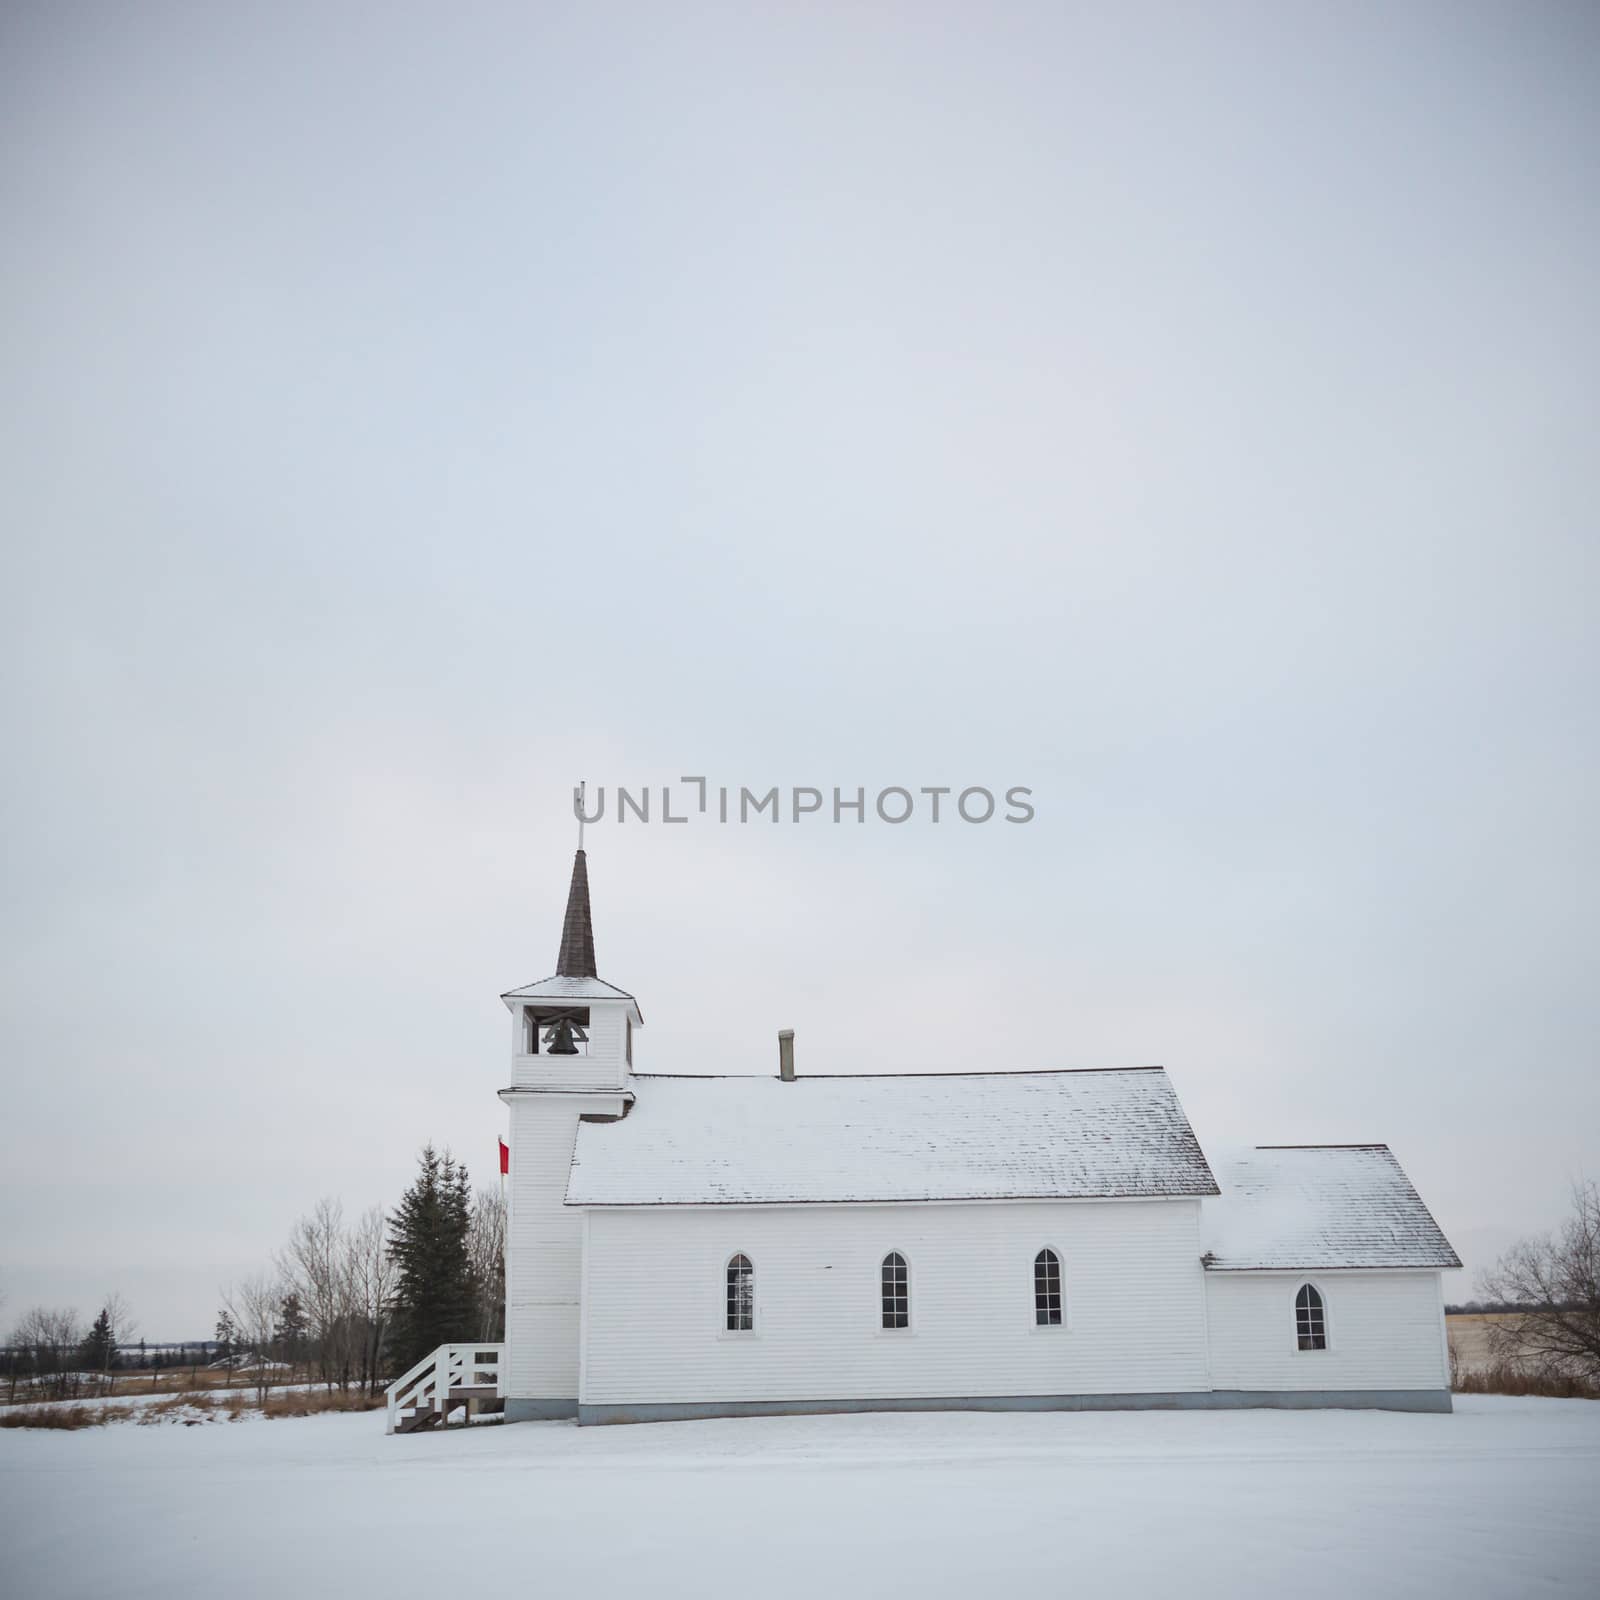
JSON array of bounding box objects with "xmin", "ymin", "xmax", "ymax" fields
[
  {"xmin": 497, "ymin": 846, "xmax": 641, "ymax": 1420},
  {"xmin": 503, "ymin": 848, "xmax": 638, "ymax": 1089}
]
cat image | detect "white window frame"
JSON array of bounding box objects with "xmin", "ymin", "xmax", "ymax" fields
[
  {"xmin": 1291, "ymin": 1279, "xmax": 1330, "ymax": 1354},
  {"xmin": 877, "ymin": 1250, "xmax": 913, "ymax": 1335},
  {"xmin": 720, "ymin": 1252, "xmax": 757, "ymax": 1339},
  {"xmin": 1031, "ymin": 1245, "xmax": 1068, "ymax": 1332}
]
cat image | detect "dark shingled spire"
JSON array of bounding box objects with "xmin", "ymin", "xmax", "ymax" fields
[{"xmin": 555, "ymin": 849, "xmax": 597, "ymax": 978}]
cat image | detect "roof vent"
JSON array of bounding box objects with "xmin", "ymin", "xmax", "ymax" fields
[{"xmin": 778, "ymin": 1029, "xmax": 795, "ymax": 1082}]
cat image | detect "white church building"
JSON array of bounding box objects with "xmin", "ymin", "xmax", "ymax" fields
[{"xmin": 389, "ymin": 849, "xmax": 1460, "ymax": 1431}]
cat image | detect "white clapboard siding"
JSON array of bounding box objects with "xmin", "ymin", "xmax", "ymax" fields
[
  {"xmin": 578, "ymin": 1198, "xmax": 1211, "ymax": 1405},
  {"xmin": 1204, "ymin": 1270, "xmax": 1449, "ymax": 1391},
  {"xmin": 504, "ymin": 1089, "xmax": 626, "ymax": 1398}
]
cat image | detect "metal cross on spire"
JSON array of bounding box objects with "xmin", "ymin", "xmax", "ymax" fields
[{"xmin": 555, "ymin": 811, "xmax": 597, "ymax": 979}]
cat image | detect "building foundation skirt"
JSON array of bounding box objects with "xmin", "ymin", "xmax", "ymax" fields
[{"xmin": 563, "ymin": 1389, "xmax": 1453, "ymax": 1426}]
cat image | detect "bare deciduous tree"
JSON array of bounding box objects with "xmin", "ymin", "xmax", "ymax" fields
[
  {"xmin": 347, "ymin": 1206, "xmax": 395, "ymax": 1396},
  {"xmin": 12, "ymin": 1306, "xmax": 84, "ymax": 1400},
  {"xmin": 100, "ymin": 1290, "xmax": 137, "ymax": 1385},
  {"xmin": 224, "ymin": 1276, "xmax": 284, "ymax": 1405},
  {"xmin": 467, "ymin": 1187, "xmax": 506, "ymax": 1342},
  {"xmin": 1478, "ymin": 1179, "xmax": 1600, "ymax": 1384},
  {"xmin": 227, "ymin": 1202, "xmax": 399, "ymax": 1403},
  {"xmin": 279, "ymin": 1197, "xmax": 357, "ymax": 1390}
]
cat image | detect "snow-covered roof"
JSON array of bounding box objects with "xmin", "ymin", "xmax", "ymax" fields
[
  {"xmin": 501, "ymin": 975, "xmax": 638, "ymax": 1004},
  {"xmin": 565, "ymin": 1068, "xmax": 1219, "ymax": 1207},
  {"xmin": 1201, "ymin": 1145, "xmax": 1460, "ymax": 1271}
]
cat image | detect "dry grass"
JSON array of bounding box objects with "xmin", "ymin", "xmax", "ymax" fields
[
  {"xmin": 257, "ymin": 1387, "xmax": 386, "ymax": 1419},
  {"xmin": 1453, "ymin": 1360, "xmax": 1600, "ymax": 1400},
  {"xmin": 0, "ymin": 1393, "xmax": 244, "ymax": 1429},
  {"xmin": 136, "ymin": 1393, "xmax": 231, "ymax": 1424},
  {"xmin": 0, "ymin": 1404, "xmax": 138, "ymax": 1430},
  {"xmin": 2, "ymin": 1383, "xmax": 387, "ymax": 1429},
  {"xmin": 1448, "ymin": 1311, "xmax": 1600, "ymax": 1399},
  {"xmin": 103, "ymin": 1367, "xmax": 289, "ymax": 1398},
  {"xmin": 4, "ymin": 1367, "xmax": 297, "ymax": 1405}
]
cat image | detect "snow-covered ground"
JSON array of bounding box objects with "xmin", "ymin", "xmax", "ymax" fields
[{"xmin": 1, "ymin": 1397, "xmax": 1595, "ymax": 1598}]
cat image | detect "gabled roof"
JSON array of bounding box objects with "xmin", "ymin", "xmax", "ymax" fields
[
  {"xmin": 565, "ymin": 1067, "xmax": 1219, "ymax": 1207},
  {"xmin": 1200, "ymin": 1145, "xmax": 1460, "ymax": 1271},
  {"xmin": 500, "ymin": 974, "xmax": 638, "ymax": 1004}
]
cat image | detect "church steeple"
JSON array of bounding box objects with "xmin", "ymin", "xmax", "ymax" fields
[
  {"xmin": 498, "ymin": 839, "xmax": 640, "ymax": 1423},
  {"xmin": 500, "ymin": 842, "xmax": 638, "ymax": 1072},
  {"xmin": 555, "ymin": 848, "xmax": 597, "ymax": 979}
]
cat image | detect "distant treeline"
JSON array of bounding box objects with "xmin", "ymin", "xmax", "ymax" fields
[
  {"xmin": 1446, "ymin": 1301, "xmax": 1585, "ymax": 1315},
  {"xmin": 4, "ymin": 1144, "xmax": 506, "ymax": 1405},
  {"xmin": 0, "ymin": 1341, "xmax": 218, "ymax": 1365}
]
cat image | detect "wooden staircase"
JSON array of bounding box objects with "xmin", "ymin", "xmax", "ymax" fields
[{"xmin": 386, "ymin": 1344, "xmax": 504, "ymax": 1435}]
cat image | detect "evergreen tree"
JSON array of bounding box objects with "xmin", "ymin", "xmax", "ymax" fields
[
  {"xmin": 215, "ymin": 1310, "xmax": 236, "ymax": 1385},
  {"xmin": 275, "ymin": 1293, "xmax": 309, "ymax": 1374},
  {"xmin": 79, "ymin": 1308, "xmax": 114, "ymax": 1376},
  {"xmin": 386, "ymin": 1144, "xmax": 477, "ymax": 1372}
]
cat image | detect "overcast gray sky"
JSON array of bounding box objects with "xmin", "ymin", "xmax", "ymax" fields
[{"xmin": 2, "ymin": 1, "xmax": 1595, "ymax": 1338}]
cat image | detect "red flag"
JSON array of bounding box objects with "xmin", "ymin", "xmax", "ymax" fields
[{"xmin": 498, "ymin": 1137, "xmax": 509, "ymax": 1175}]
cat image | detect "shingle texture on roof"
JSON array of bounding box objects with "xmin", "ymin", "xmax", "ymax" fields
[
  {"xmin": 565, "ymin": 1068, "xmax": 1219, "ymax": 1207},
  {"xmin": 555, "ymin": 849, "xmax": 597, "ymax": 978},
  {"xmin": 1201, "ymin": 1145, "xmax": 1460, "ymax": 1271}
]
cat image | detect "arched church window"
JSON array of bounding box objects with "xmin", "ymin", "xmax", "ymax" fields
[
  {"xmin": 881, "ymin": 1252, "xmax": 909, "ymax": 1329},
  {"xmin": 1295, "ymin": 1282, "xmax": 1327, "ymax": 1350},
  {"xmin": 726, "ymin": 1254, "xmax": 754, "ymax": 1332},
  {"xmin": 1034, "ymin": 1248, "xmax": 1063, "ymax": 1326}
]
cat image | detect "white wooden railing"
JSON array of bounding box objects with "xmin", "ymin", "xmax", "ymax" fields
[{"xmin": 385, "ymin": 1343, "xmax": 504, "ymax": 1435}]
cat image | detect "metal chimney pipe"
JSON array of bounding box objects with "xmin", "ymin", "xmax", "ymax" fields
[{"xmin": 778, "ymin": 1029, "xmax": 795, "ymax": 1081}]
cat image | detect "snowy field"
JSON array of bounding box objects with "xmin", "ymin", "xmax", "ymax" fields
[{"xmin": 2, "ymin": 1397, "xmax": 1596, "ymax": 1599}]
